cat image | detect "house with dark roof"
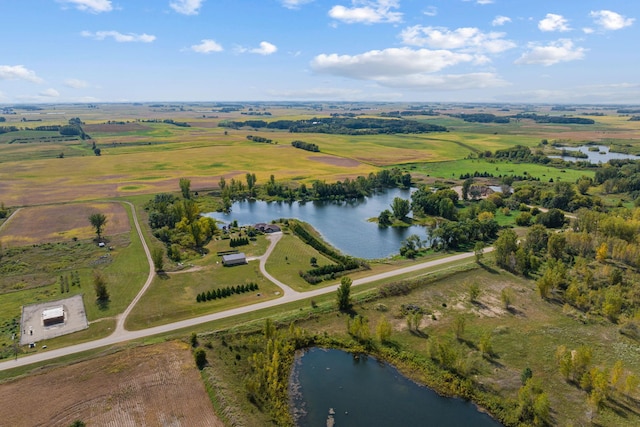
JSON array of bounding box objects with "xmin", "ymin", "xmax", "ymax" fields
[{"xmin": 254, "ymin": 223, "xmax": 281, "ymax": 233}]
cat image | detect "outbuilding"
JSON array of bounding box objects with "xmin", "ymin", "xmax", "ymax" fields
[
  {"xmin": 42, "ymin": 306, "xmax": 65, "ymax": 327},
  {"xmin": 222, "ymin": 252, "xmax": 247, "ymax": 266}
]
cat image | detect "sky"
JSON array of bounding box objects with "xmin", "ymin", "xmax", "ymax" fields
[{"xmin": 1, "ymin": 0, "xmax": 639, "ymax": 104}]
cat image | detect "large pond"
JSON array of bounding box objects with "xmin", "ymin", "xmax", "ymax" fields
[
  {"xmin": 204, "ymin": 188, "xmax": 423, "ymax": 259},
  {"xmin": 548, "ymin": 145, "xmax": 639, "ymax": 163},
  {"xmin": 290, "ymin": 348, "xmax": 502, "ymax": 427}
]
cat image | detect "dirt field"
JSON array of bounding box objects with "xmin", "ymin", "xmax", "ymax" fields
[
  {"xmin": 0, "ymin": 341, "xmax": 224, "ymax": 427},
  {"xmin": 310, "ymin": 155, "xmax": 362, "ymax": 167},
  {"xmin": 0, "ymin": 202, "xmax": 130, "ymax": 247}
]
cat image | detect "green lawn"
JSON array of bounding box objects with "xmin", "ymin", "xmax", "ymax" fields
[
  {"xmin": 125, "ymin": 260, "xmax": 282, "ymax": 330},
  {"xmin": 264, "ymin": 233, "xmax": 337, "ymax": 292},
  {"xmin": 406, "ymin": 158, "xmax": 595, "ymax": 182}
]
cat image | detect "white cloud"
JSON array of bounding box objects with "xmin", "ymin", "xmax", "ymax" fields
[
  {"xmin": 190, "ymin": 39, "xmax": 223, "ymax": 53},
  {"xmin": 170, "ymin": 0, "xmax": 205, "ymax": 15},
  {"xmin": 251, "ymin": 41, "xmax": 278, "ymax": 55},
  {"xmin": 423, "ymin": 6, "xmax": 437, "ymax": 17},
  {"xmin": 515, "ymin": 39, "xmax": 586, "ymax": 66},
  {"xmin": 58, "ymin": 0, "xmax": 112, "ymax": 13},
  {"xmin": 538, "ymin": 13, "xmax": 571, "ymax": 32},
  {"xmin": 311, "ymin": 47, "xmax": 475, "ymax": 79},
  {"xmin": 329, "ymin": 0, "xmax": 402, "ymax": 24},
  {"xmin": 590, "ymin": 10, "xmax": 634, "ymax": 31},
  {"xmin": 64, "ymin": 78, "xmax": 89, "ymax": 88},
  {"xmin": 39, "ymin": 88, "xmax": 60, "ymax": 97},
  {"xmin": 0, "ymin": 65, "xmax": 43, "ymax": 83},
  {"xmin": 281, "ymin": 0, "xmax": 314, "ymax": 9},
  {"xmin": 492, "ymin": 15, "xmax": 511, "ymax": 26},
  {"xmin": 582, "ymin": 27, "xmax": 594, "ymax": 34},
  {"xmin": 81, "ymin": 31, "xmax": 156, "ymax": 43},
  {"xmin": 476, "ymin": 0, "xmax": 493, "ymax": 4},
  {"xmin": 399, "ymin": 26, "xmax": 516, "ymax": 54}
]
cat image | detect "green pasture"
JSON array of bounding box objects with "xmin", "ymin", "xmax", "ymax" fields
[
  {"xmin": 125, "ymin": 260, "xmax": 281, "ymax": 330},
  {"xmin": 407, "ymin": 158, "xmax": 595, "ymax": 182},
  {"xmin": 264, "ymin": 233, "xmax": 337, "ymax": 292}
]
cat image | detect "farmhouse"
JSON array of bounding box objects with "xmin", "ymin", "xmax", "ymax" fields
[
  {"xmin": 42, "ymin": 306, "xmax": 65, "ymax": 327},
  {"xmin": 254, "ymin": 223, "xmax": 281, "ymax": 233},
  {"xmin": 222, "ymin": 253, "xmax": 247, "ymax": 266}
]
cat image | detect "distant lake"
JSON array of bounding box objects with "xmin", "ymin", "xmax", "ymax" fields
[
  {"xmin": 548, "ymin": 145, "xmax": 639, "ymax": 163},
  {"xmin": 290, "ymin": 348, "xmax": 503, "ymax": 427},
  {"xmin": 204, "ymin": 188, "xmax": 423, "ymax": 259}
]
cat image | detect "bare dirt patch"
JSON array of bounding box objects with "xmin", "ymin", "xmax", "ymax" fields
[
  {"xmin": 0, "ymin": 341, "xmax": 223, "ymax": 427},
  {"xmin": 310, "ymin": 155, "xmax": 362, "ymax": 167},
  {"xmin": 83, "ymin": 123, "xmax": 151, "ymax": 133},
  {"xmin": 0, "ymin": 202, "xmax": 130, "ymax": 246}
]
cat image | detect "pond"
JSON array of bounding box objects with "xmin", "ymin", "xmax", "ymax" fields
[
  {"xmin": 204, "ymin": 188, "xmax": 423, "ymax": 259},
  {"xmin": 548, "ymin": 145, "xmax": 639, "ymax": 163},
  {"xmin": 290, "ymin": 348, "xmax": 502, "ymax": 427}
]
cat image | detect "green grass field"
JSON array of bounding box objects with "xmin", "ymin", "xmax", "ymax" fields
[{"xmin": 406, "ymin": 158, "xmax": 595, "ymax": 182}]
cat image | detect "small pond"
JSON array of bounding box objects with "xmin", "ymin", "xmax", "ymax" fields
[
  {"xmin": 204, "ymin": 188, "xmax": 423, "ymax": 259},
  {"xmin": 290, "ymin": 348, "xmax": 502, "ymax": 427},
  {"xmin": 548, "ymin": 145, "xmax": 639, "ymax": 163}
]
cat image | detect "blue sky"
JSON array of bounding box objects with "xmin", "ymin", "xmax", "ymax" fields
[{"xmin": 1, "ymin": 0, "xmax": 638, "ymax": 104}]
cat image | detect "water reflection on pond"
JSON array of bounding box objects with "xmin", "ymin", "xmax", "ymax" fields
[
  {"xmin": 205, "ymin": 188, "xmax": 423, "ymax": 259},
  {"xmin": 290, "ymin": 348, "xmax": 502, "ymax": 427},
  {"xmin": 548, "ymin": 145, "xmax": 639, "ymax": 163}
]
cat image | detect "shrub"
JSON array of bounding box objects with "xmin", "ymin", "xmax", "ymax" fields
[{"xmin": 194, "ymin": 348, "xmax": 207, "ymax": 369}]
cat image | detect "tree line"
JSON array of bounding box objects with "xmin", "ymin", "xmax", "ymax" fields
[
  {"xmin": 291, "ymin": 140, "xmax": 319, "ymax": 152},
  {"xmin": 196, "ymin": 282, "xmax": 259, "ymax": 302},
  {"xmin": 219, "ymin": 117, "xmax": 447, "ymax": 135}
]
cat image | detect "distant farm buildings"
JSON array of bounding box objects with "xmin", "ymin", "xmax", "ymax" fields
[{"xmin": 222, "ymin": 252, "xmax": 247, "ymax": 266}]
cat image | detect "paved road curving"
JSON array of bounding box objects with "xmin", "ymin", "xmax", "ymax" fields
[{"xmin": 0, "ymin": 225, "xmax": 492, "ymax": 372}]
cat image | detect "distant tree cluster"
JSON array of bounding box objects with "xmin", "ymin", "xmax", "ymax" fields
[
  {"xmin": 220, "ymin": 117, "xmax": 447, "ymax": 135},
  {"xmin": 448, "ymin": 113, "xmax": 510, "ymax": 123},
  {"xmin": 0, "ymin": 126, "xmax": 19, "ymax": 134},
  {"xmin": 379, "ymin": 110, "xmax": 439, "ymax": 117},
  {"xmin": 291, "ymin": 140, "xmax": 319, "ymax": 152},
  {"xmin": 246, "ymin": 134, "xmax": 273, "ymax": 143},
  {"xmin": 196, "ymin": 282, "xmax": 259, "ymax": 302},
  {"xmin": 222, "ymin": 169, "xmax": 411, "ymax": 204},
  {"xmin": 512, "ymin": 113, "xmax": 595, "ymax": 125}
]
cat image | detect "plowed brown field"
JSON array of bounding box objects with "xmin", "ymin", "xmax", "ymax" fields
[
  {"xmin": 0, "ymin": 202, "xmax": 129, "ymax": 246},
  {"xmin": 0, "ymin": 341, "xmax": 224, "ymax": 427}
]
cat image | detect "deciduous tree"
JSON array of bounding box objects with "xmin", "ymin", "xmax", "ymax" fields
[
  {"xmin": 179, "ymin": 177, "xmax": 191, "ymax": 199},
  {"xmin": 336, "ymin": 276, "xmax": 352, "ymax": 311},
  {"xmin": 151, "ymin": 247, "xmax": 164, "ymax": 272},
  {"xmin": 88, "ymin": 213, "xmax": 107, "ymax": 240},
  {"xmin": 93, "ymin": 271, "xmax": 109, "ymax": 303}
]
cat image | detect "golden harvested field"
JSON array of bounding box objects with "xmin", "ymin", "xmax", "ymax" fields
[
  {"xmin": 0, "ymin": 202, "xmax": 129, "ymax": 246},
  {"xmin": 0, "ymin": 341, "xmax": 223, "ymax": 427}
]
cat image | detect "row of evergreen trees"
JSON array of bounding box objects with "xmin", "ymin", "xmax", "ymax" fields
[
  {"xmin": 229, "ymin": 237, "xmax": 249, "ymax": 247},
  {"xmin": 196, "ymin": 282, "xmax": 259, "ymax": 302}
]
